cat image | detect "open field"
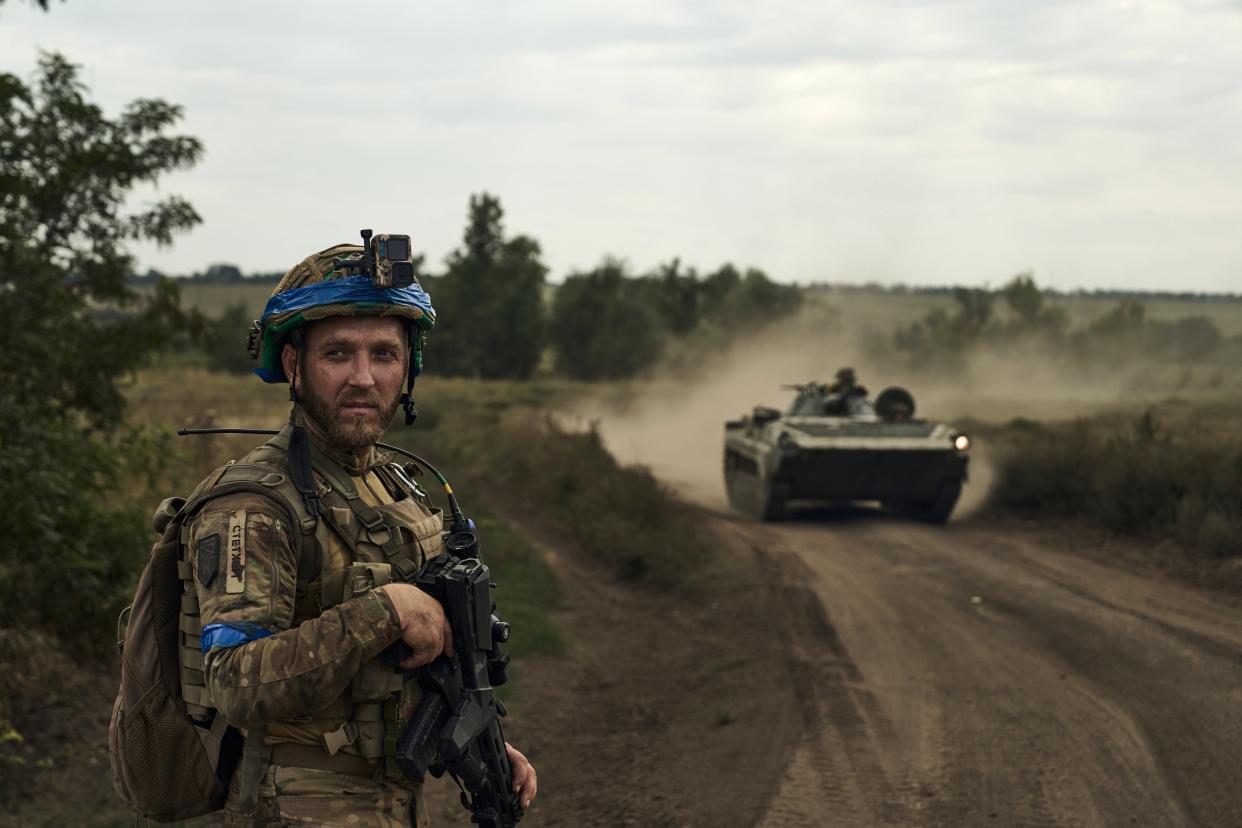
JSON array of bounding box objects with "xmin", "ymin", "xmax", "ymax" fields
[
  {"xmin": 158, "ymin": 280, "xmax": 1242, "ymax": 337},
  {"xmin": 164, "ymin": 282, "xmax": 275, "ymax": 318}
]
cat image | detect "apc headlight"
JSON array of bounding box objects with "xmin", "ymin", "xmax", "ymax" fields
[
  {"xmin": 778, "ymin": 432, "xmax": 800, "ymax": 455},
  {"xmin": 953, "ymin": 434, "xmax": 971, "ymax": 452}
]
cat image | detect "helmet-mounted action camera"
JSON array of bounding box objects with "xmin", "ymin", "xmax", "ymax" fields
[{"xmin": 337, "ymin": 228, "xmax": 417, "ymax": 288}]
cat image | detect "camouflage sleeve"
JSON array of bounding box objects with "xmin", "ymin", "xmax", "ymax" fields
[{"xmin": 188, "ymin": 493, "xmax": 403, "ymax": 728}]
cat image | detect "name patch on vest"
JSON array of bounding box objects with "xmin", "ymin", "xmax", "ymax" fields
[{"xmin": 226, "ymin": 510, "xmax": 246, "ymax": 594}]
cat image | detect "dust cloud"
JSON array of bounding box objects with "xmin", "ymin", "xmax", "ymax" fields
[
  {"xmin": 568, "ymin": 309, "xmax": 905, "ymax": 510},
  {"xmin": 566, "ymin": 301, "xmax": 1202, "ymax": 512}
]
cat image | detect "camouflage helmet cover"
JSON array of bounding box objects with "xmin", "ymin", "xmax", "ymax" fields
[{"xmin": 251, "ymin": 243, "xmax": 436, "ymax": 383}]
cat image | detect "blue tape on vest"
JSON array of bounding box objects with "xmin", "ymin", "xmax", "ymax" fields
[{"xmin": 201, "ymin": 622, "xmax": 276, "ymax": 652}]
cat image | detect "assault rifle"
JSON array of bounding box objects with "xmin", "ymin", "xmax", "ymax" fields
[{"xmin": 383, "ymin": 480, "xmax": 522, "ymax": 828}]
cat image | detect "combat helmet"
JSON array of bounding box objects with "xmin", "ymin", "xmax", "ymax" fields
[{"xmin": 247, "ymin": 230, "xmax": 436, "ymax": 426}]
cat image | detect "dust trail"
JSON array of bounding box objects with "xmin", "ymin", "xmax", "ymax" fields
[
  {"xmin": 569, "ymin": 301, "xmax": 1171, "ymax": 511},
  {"xmin": 570, "ymin": 310, "xmax": 892, "ymax": 509}
]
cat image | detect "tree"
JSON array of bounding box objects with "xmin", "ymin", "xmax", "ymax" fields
[
  {"xmin": 1089, "ymin": 299, "xmax": 1146, "ymax": 337},
  {"xmin": 641, "ymin": 258, "xmax": 700, "ymax": 335},
  {"xmin": 723, "ymin": 266, "xmax": 803, "ymax": 326},
  {"xmin": 1002, "ymin": 272, "xmax": 1044, "ymax": 324},
  {"xmin": 204, "ymin": 263, "xmax": 243, "ymax": 282},
  {"xmin": 549, "ymin": 258, "xmax": 663, "ymax": 380},
  {"xmin": 1001, "ymin": 272, "xmax": 1067, "ymax": 338},
  {"xmin": 950, "ymin": 287, "xmax": 995, "ymax": 337},
  {"xmin": 0, "ymin": 52, "xmax": 202, "ymax": 647},
  {"xmin": 428, "ymin": 194, "xmax": 546, "ymax": 379}
]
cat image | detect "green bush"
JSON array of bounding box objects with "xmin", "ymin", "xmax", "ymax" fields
[
  {"xmin": 0, "ymin": 407, "xmax": 175, "ymax": 650},
  {"xmin": 201, "ymin": 302, "xmax": 257, "ymax": 374},
  {"xmin": 394, "ymin": 406, "xmax": 711, "ymax": 588},
  {"xmin": 987, "ymin": 411, "xmax": 1242, "ymax": 559},
  {"xmin": 493, "ymin": 422, "xmax": 711, "ymax": 586}
]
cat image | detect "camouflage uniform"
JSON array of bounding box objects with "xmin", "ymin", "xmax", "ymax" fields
[{"xmin": 188, "ymin": 423, "xmax": 442, "ymax": 827}]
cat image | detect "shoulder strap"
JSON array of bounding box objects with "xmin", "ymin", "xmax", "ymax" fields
[{"xmin": 181, "ymin": 454, "xmax": 323, "ymax": 596}]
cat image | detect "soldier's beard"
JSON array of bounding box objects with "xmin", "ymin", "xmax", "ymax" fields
[{"xmin": 298, "ymin": 373, "xmax": 401, "ymax": 454}]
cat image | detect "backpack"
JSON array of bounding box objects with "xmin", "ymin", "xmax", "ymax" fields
[
  {"xmin": 107, "ymin": 492, "xmax": 241, "ymax": 822},
  {"xmin": 108, "ymin": 455, "xmax": 318, "ymax": 823}
]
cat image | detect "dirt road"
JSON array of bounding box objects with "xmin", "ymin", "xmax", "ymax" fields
[{"xmin": 727, "ymin": 508, "xmax": 1242, "ymax": 828}]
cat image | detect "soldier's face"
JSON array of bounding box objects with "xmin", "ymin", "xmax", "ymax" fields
[{"xmin": 282, "ymin": 316, "xmax": 407, "ymax": 452}]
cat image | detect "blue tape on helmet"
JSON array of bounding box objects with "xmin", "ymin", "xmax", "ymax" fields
[{"xmin": 259, "ymin": 274, "xmax": 436, "ymax": 326}]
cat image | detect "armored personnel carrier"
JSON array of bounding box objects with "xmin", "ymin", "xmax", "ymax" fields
[{"xmin": 723, "ymin": 375, "xmax": 970, "ymax": 523}]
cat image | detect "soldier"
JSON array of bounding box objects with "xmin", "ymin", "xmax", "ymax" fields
[
  {"xmin": 828, "ymin": 366, "xmax": 863, "ymax": 395},
  {"xmin": 182, "ymin": 240, "xmax": 537, "ymax": 826}
]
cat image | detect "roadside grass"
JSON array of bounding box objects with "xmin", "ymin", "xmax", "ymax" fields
[
  {"xmin": 464, "ymin": 506, "xmax": 566, "ymax": 660},
  {"xmin": 393, "ymin": 412, "xmax": 714, "ymax": 589},
  {"xmin": 973, "ymin": 402, "xmax": 1242, "ymax": 559}
]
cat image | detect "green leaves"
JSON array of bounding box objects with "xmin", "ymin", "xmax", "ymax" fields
[
  {"xmin": 429, "ymin": 193, "xmax": 548, "ymax": 379},
  {"xmin": 1, "ymin": 51, "xmax": 201, "ymax": 427},
  {"xmin": 550, "ymin": 258, "xmax": 662, "ymax": 381},
  {"xmin": 0, "ymin": 49, "xmax": 202, "ymax": 653},
  {"xmin": 549, "ymin": 258, "xmax": 802, "ymax": 380},
  {"xmin": 1, "ymin": 53, "xmax": 202, "ymax": 289}
]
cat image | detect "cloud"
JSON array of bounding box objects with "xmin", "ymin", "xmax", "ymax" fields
[{"xmin": 1, "ymin": 0, "xmax": 1240, "ymax": 290}]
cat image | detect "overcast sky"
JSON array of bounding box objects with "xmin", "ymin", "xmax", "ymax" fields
[{"xmin": 3, "ymin": 0, "xmax": 1240, "ymax": 291}]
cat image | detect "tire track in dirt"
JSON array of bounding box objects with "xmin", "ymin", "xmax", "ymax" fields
[
  {"xmin": 754, "ymin": 549, "xmax": 914, "ymax": 827},
  {"xmin": 727, "ymin": 510, "xmax": 1242, "ymax": 828}
]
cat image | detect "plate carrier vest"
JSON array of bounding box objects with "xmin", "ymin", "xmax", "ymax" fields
[{"xmin": 109, "ymin": 430, "xmax": 441, "ymax": 822}]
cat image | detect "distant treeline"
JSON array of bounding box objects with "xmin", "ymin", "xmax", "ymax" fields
[
  {"xmin": 131, "ymin": 265, "xmax": 1242, "ymax": 306},
  {"xmin": 810, "ymin": 282, "xmax": 1242, "ymax": 303},
  {"xmin": 891, "ymin": 273, "xmax": 1241, "ymax": 372},
  {"xmin": 195, "ymin": 193, "xmax": 803, "ymax": 380},
  {"xmin": 129, "ymin": 263, "xmax": 283, "ymax": 284},
  {"xmin": 163, "ymin": 194, "xmax": 1239, "ymax": 381}
]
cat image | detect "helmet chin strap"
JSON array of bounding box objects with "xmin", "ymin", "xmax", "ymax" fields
[
  {"xmin": 400, "ymin": 330, "xmax": 418, "ymax": 426},
  {"xmin": 400, "ymin": 371, "xmax": 418, "ymax": 426}
]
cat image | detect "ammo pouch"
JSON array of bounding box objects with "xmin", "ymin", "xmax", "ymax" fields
[
  {"xmin": 316, "ymin": 562, "xmax": 406, "ymax": 762},
  {"xmin": 310, "ymin": 483, "xmax": 443, "ymax": 769}
]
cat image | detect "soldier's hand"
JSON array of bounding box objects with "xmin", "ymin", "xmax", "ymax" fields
[
  {"xmin": 506, "ymin": 742, "xmax": 537, "ymax": 809},
  {"xmin": 378, "ymin": 583, "xmax": 454, "ymax": 668}
]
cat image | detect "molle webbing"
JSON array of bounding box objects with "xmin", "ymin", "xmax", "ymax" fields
[
  {"xmin": 309, "ymin": 451, "xmax": 429, "ymax": 586},
  {"xmin": 175, "ymin": 457, "xmax": 322, "ymax": 722},
  {"xmin": 313, "ymin": 486, "xmax": 419, "ymax": 767},
  {"xmin": 179, "ymin": 431, "xmax": 434, "ymax": 779},
  {"xmin": 289, "ymin": 450, "xmax": 436, "ymax": 770}
]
